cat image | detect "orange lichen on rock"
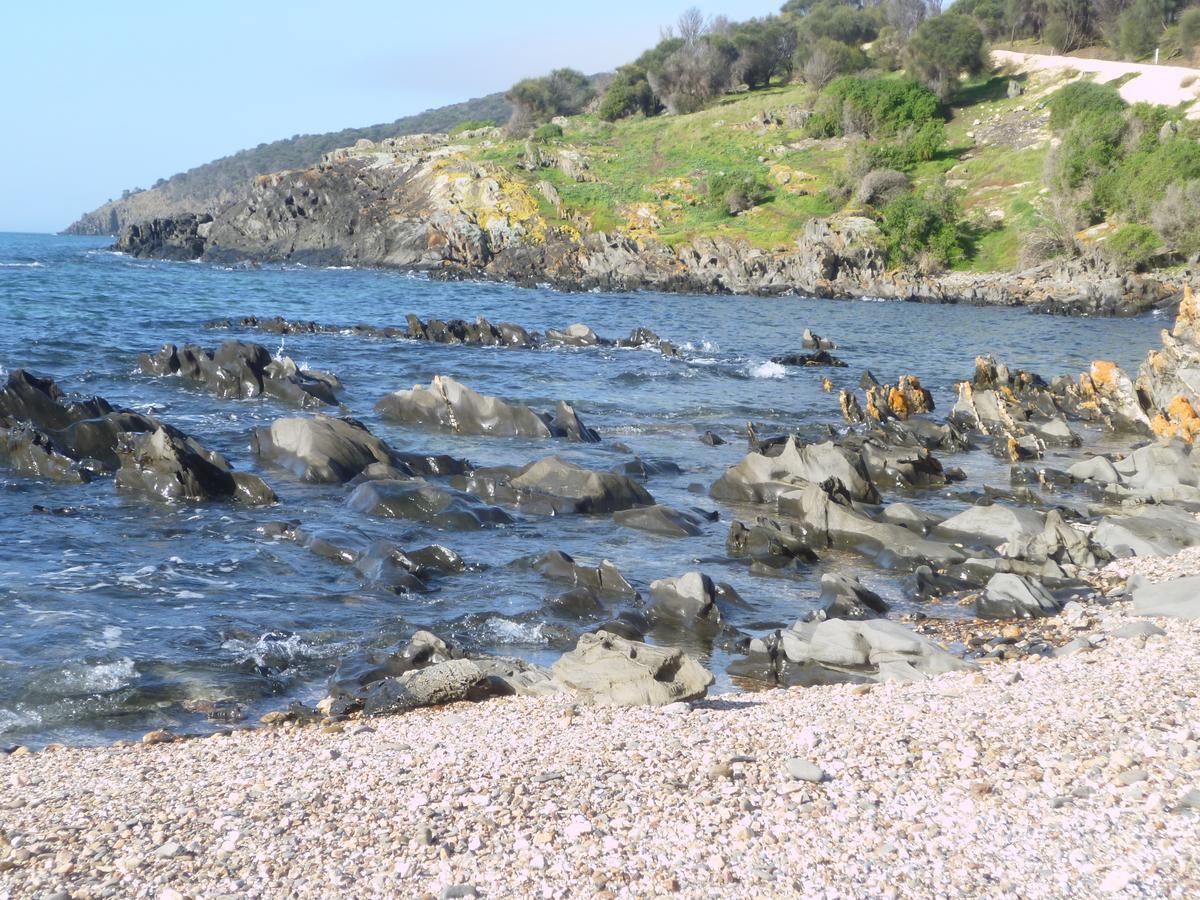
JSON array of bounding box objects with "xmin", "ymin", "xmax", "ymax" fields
[
  {"xmin": 1089, "ymin": 360, "xmax": 1120, "ymax": 392},
  {"xmin": 1151, "ymin": 395, "xmax": 1200, "ymax": 443}
]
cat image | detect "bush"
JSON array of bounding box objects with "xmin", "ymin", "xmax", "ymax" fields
[
  {"xmin": 1151, "ymin": 179, "xmax": 1200, "ymax": 257},
  {"xmin": 877, "ymin": 183, "xmax": 970, "ymax": 266},
  {"xmin": 532, "ymin": 123, "xmax": 564, "ymax": 141},
  {"xmin": 1097, "ymin": 137, "xmax": 1200, "ymax": 219},
  {"xmin": 1116, "ymin": 0, "xmax": 1164, "ymax": 59},
  {"xmin": 506, "ymin": 68, "xmax": 594, "ymax": 126},
  {"xmin": 1101, "ymin": 223, "xmax": 1160, "ymax": 270},
  {"xmin": 947, "ymin": 0, "xmax": 1007, "ymax": 39},
  {"xmin": 905, "ymin": 14, "xmax": 987, "ymax": 101},
  {"xmin": 856, "ymin": 168, "xmax": 911, "ymax": 205},
  {"xmin": 805, "ymin": 75, "xmax": 944, "ymax": 139},
  {"xmin": 449, "ymin": 120, "xmax": 496, "ymax": 135},
  {"xmin": 599, "ymin": 66, "xmax": 658, "ymax": 121},
  {"xmin": 707, "ymin": 171, "xmax": 772, "ymax": 215},
  {"xmin": 1181, "ymin": 7, "xmax": 1200, "ymax": 54},
  {"xmin": 648, "ymin": 40, "xmax": 736, "ymax": 114},
  {"xmin": 1048, "ymin": 82, "xmax": 1127, "ymax": 132}
]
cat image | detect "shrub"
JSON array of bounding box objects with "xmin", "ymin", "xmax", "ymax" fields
[
  {"xmin": 903, "ymin": 119, "xmax": 946, "ymax": 162},
  {"xmin": 856, "ymin": 168, "xmax": 911, "ymax": 205},
  {"xmin": 948, "ymin": 0, "xmax": 1007, "ymax": 39},
  {"xmin": 877, "ymin": 183, "xmax": 970, "ymax": 266},
  {"xmin": 730, "ymin": 15, "xmax": 798, "ymax": 88},
  {"xmin": 1116, "ymin": 0, "xmax": 1164, "ymax": 59},
  {"xmin": 707, "ymin": 171, "xmax": 772, "ymax": 215},
  {"xmin": 449, "ymin": 120, "xmax": 496, "ymax": 135},
  {"xmin": 648, "ymin": 40, "xmax": 736, "ymax": 114},
  {"xmin": 1097, "ymin": 137, "xmax": 1200, "ymax": 219},
  {"xmin": 805, "ymin": 75, "xmax": 944, "ymax": 139},
  {"xmin": 1101, "ymin": 223, "xmax": 1160, "ymax": 270},
  {"xmin": 1151, "ymin": 179, "xmax": 1200, "ymax": 257},
  {"xmin": 533, "ymin": 123, "xmax": 564, "ymax": 141},
  {"xmin": 1048, "ymin": 82, "xmax": 1127, "ymax": 132},
  {"xmin": 905, "ymin": 14, "xmax": 987, "ymax": 101}
]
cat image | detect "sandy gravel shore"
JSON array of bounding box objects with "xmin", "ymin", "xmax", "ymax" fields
[{"xmin": 2, "ymin": 601, "xmax": 1198, "ymax": 899}]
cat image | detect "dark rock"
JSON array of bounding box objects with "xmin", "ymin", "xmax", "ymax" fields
[
  {"xmin": 977, "ymin": 574, "xmax": 1063, "ymax": 619},
  {"xmin": 613, "ymin": 504, "xmax": 707, "ymax": 537},
  {"xmin": 522, "ymin": 550, "xmax": 639, "ymax": 598},
  {"xmin": 347, "ymin": 478, "xmax": 512, "ymax": 530},
  {"xmin": 815, "ymin": 573, "xmax": 889, "ymax": 620}
]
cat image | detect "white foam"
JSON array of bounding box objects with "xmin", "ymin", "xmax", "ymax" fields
[
  {"xmin": 0, "ymin": 261, "xmax": 44, "ymax": 268},
  {"xmin": 749, "ymin": 360, "xmax": 787, "ymax": 380},
  {"xmin": 484, "ymin": 617, "xmax": 547, "ymax": 645},
  {"xmin": 78, "ymin": 658, "xmax": 136, "ymax": 692}
]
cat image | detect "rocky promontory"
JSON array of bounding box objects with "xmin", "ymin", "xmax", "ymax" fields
[{"xmin": 114, "ymin": 133, "xmax": 1184, "ymax": 316}]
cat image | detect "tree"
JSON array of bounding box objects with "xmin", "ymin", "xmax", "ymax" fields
[
  {"xmin": 506, "ymin": 68, "xmax": 594, "ymax": 128},
  {"xmin": 1044, "ymin": 0, "xmax": 1095, "ymax": 51},
  {"xmin": 885, "ymin": 0, "xmax": 939, "ymax": 39},
  {"xmin": 648, "ymin": 39, "xmax": 736, "ymax": 113},
  {"xmin": 803, "ymin": 37, "xmax": 869, "ymax": 86},
  {"xmin": 1116, "ymin": 0, "xmax": 1164, "ymax": 58},
  {"xmin": 730, "ymin": 17, "xmax": 798, "ymax": 88},
  {"xmin": 906, "ymin": 14, "xmax": 988, "ymax": 100}
]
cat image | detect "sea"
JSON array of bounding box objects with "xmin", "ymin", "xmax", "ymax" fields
[{"xmin": 0, "ymin": 231, "xmax": 1166, "ymax": 746}]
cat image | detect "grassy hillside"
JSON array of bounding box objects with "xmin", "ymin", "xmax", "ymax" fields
[{"xmin": 458, "ymin": 66, "xmax": 1067, "ymax": 273}]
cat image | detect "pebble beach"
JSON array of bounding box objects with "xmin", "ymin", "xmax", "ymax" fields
[{"xmin": 3, "ymin": 585, "xmax": 1198, "ymax": 899}]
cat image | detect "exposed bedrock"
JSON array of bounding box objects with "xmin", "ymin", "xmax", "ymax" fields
[
  {"xmin": 376, "ymin": 375, "xmax": 598, "ymax": 442},
  {"xmin": 0, "ymin": 369, "xmax": 272, "ymax": 503}
]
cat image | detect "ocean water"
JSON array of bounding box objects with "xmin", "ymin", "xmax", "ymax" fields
[{"xmin": 0, "ymin": 231, "xmax": 1167, "ymax": 746}]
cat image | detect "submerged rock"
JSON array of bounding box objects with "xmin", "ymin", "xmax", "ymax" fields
[
  {"xmin": 522, "ymin": 550, "xmax": 639, "ymax": 598},
  {"xmin": 460, "ymin": 455, "xmax": 653, "ymax": 515},
  {"xmin": 551, "ymin": 631, "xmax": 713, "ymax": 706},
  {"xmin": 347, "ymin": 478, "xmax": 513, "ymax": 530},
  {"xmin": 613, "ymin": 504, "xmax": 709, "ymax": 537},
  {"xmin": 376, "ymin": 375, "xmax": 598, "ymax": 442}
]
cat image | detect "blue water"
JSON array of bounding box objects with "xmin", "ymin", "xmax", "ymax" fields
[{"xmin": 0, "ymin": 232, "xmax": 1167, "ymax": 746}]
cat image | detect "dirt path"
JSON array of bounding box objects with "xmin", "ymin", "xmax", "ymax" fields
[{"xmin": 994, "ymin": 48, "xmax": 1200, "ymax": 114}]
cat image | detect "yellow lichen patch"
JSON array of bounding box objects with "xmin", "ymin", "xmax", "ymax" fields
[
  {"xmin": 821, "ymin": 376, "xmax": 833, "ymax": 392},
  {"xmin": 646, "ymin": 177, "xmax": 700, "ymax": 205},
  {"xmin": 769, "ymin": 164, "xmax": 814, "ymax": 194},
  {"xmin": 1151, "ymin": 395, "xmax": 1200, "ymax": 443},
  {"xmin": 620, "ymin": 203, "xmax": 665, "ymax": 238},
  {"xmin": 887, "ymin": 387, "xmax": 910, "ymax": 418}
]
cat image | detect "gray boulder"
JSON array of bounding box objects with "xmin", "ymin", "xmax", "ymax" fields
[
  {"xmin": 977, "ymin": 573, "xmax": 1063, "ymax": 619},
  {"xmin": 252, "ymin": 414, "xmax": 469, "ymax": 484},
  {"xmin": 815, "ymin": 573, "xmax": 889, "ymax": 620},
  {"xmin": 362, "ymin": 659, "xmax": 500, "ymax": 715},
  {"xmin": 768, "ymin": 617, "xmax": 971, "ymax": 685},
  {"xmin": 1132, "ymin": 576, "xmax": 1200, "ymax": 620},
  {"xmin": 551, "ymin": 631, "xmax": 713, "ymax": 706},
  {"xmin": 647, "ymin": 571, "xmax": 742, "ymax": 635},
  {"xmin": 0, "ymin": 419, "xmax": 91, "ymax": 483},
  {"xmin": 710, "ymin": 437, "xmax": 880, "ymax": 505},
  {"xmin": 471, "ymin": 455, "xmax": 654, "ymax": 515}
]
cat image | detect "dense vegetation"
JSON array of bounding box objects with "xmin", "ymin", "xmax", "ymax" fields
[{"xmin": 485, "ymin": 1, "xmax": 1200, "ymax": 273}]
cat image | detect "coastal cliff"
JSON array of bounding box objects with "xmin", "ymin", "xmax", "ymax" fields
[{"xmin": 116, "ymin": 131, "xmax": 1182, "ymax": 315}]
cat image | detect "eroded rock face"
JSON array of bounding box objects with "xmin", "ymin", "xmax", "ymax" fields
[
  {"xmin": 376, "ymin": 375, "xmax": 598, "ymax": 442},
  {"xmin": 140, "ymin": 340, "xmax": 341, "ymax": 408},
  {"xmin": 550, "ymin": 631, "xmax": 714, "ymax": 706}
]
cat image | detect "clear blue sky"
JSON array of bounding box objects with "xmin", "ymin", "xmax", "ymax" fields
[{"xmin": 0, "ymin": 0, "xmax": 782, "ymax": 233}]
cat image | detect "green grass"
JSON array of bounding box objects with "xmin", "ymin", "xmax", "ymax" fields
[{"xmin": 458, "ymin": 74, "xmax": 1060, "ymax": 269}]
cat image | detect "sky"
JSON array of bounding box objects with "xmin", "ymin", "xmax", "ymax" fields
[{"xmin": 0, "ymin": 0, "xmax": 783, "ymax": 233}]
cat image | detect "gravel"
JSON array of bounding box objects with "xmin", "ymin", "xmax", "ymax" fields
[{"xmin": 2, "ymin": 607, "xmax": 1199, "ymax": 898}]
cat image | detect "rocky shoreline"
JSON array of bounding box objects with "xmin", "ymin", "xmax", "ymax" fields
[{"xmin": 112, "ymin": 134, "xmax": 1187, "ymax": 317}]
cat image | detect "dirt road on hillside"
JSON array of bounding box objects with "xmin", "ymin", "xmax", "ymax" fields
[{"xmin": 993, "ymin": 48, "xmax": 1200, "ymax": 114}]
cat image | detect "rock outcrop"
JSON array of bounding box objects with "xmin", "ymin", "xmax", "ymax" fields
[{"xmin": 550, "ymin": 631, "xmax": 714, "ymax": 706}]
